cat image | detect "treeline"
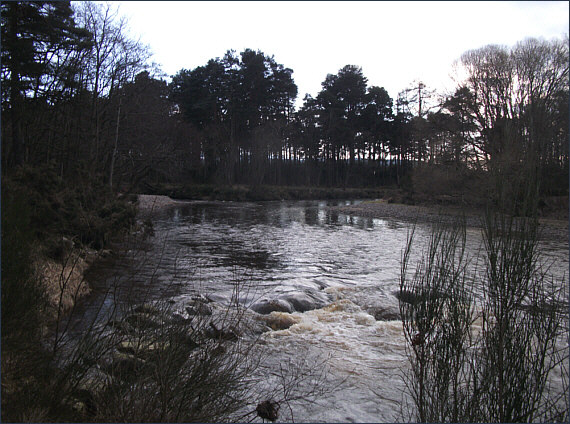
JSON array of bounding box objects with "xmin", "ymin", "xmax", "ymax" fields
[{"xmin": 2, "ymin": 2, "xmax": 568, "ymax": 197}]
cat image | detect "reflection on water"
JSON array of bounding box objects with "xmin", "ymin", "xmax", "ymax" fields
[{"xmin": 79, "ymin": 199, "xmax": 568, "ymax": 422}]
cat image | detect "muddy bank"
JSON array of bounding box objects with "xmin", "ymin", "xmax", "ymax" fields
[{"xmin": 36, "ymin": 197, "xmax": 162, "ymax": 319}]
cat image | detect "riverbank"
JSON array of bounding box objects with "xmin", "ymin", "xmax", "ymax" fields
[
  {"xmin": 333, "ymin": 198, "xmax": 568, "ymax": 242},
  {"xmin": 136, "ymin": 193, "xmax": 186, "ymax": 218},
  {"xmin": 141, "ymin": 182, "xmax": 392, "ymax": 202}
]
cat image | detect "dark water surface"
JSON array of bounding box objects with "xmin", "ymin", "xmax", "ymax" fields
[{"xmin": 77, "ymin": 200, "xmax": 568, "ymax": 422}]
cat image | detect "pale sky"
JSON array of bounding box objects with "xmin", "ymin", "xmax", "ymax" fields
[{"xmin": 109, "ymin": 1, "xmax": 568, "ymax": 108}]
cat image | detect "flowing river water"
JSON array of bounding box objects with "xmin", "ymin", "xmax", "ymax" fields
[{"xmin": 78, "ymin": 199, "xmax": 568, "ymax": 422}]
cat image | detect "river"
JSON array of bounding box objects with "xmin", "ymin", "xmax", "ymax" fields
[{"xmin": 79, "ymin": 199, "xmax": 568, "ymax": 422}]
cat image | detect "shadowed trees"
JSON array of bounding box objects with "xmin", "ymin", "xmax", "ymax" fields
[
  {"xmin": 459, "ymin": 38, "xmax": 568, "ymax": 185},
  {"xmin": 73, "ymin": 1, "xmax": 151, "ymax": 184},
  {"xmin": 1, "ymin": 1, "xmax": 91, "ymax": 167},
  {"xmin": 169, "ymin": 49, "xmax": 297, "ymax": 185},
  {"xmin": 293, "ymin": 66, "xmax": 396, "ymax": 186},
  {"xmin": 168, "ymin": 39, "xmax": 567, "ymax": 196},
  {"xmin": 404, "ymin": 37, "xmax": 568, "ymax": 204},
  {"xmin": 170, "ymin": 61, "xmax": 399, "ymax": 187},
  {"xmin": 1, "ymin": 1, "xmax": 153, "ymax": 186},
  {"xmin": 317, "ymin": 65, "xmax": 368, "ymax": 167},
  {"xmin": 109, "ymin": 71, "xmax": 197, "ymax": 190},
  {"xmin": 2, "ymin": 3, "xmax": 566, "ymax": 198}
]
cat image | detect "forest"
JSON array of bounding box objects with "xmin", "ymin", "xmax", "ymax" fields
[
  {"xmin": 1, "ymin": 1, "xmax": 568, "ymax": 422},
  {"xmin": 2, "ymin": 2, "xmax": 568, "ymax": 199}
]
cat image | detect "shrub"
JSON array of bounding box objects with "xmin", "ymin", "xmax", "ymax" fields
[
  {"xmin": 1, "ymin": 187, "xmax": 49, "ymax": 348},
  {"xmin": 1, "ymin": 186, "xmax": 53, "ymax": 422},
  {"xmin": 4, "ymin": 164, "xmax": 136, "ymax": 249},
  {"xmin": 400, "ymin": 211, "xmax": 568, "ymax": 422}
]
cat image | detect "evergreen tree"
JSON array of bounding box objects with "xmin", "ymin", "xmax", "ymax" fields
[{"xmin": 1, "ymin": 1, "xmax": 91, "ymax": 167}]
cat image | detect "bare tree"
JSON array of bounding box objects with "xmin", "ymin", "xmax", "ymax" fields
[{"xmin": 73, "ymin": 1, "xmax": 151, "ymax": 174}]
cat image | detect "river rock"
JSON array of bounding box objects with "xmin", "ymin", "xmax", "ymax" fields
[
  {"xmin": 125, "ymin": 312, "xmax": 162, "ymax": 329},
  {"xmin": 251, "ymin": 290, "xmax": 330, "ymax": 314},
  {"xmin": 67, "ymin": 369, "xmax": 110, "ymax": 417},
  {"xmin": 69, "ymin": 388, "xmax": 98, "ymax": 417},
  {"xmin": 259, "ymin": 311, "xmax": 301, "ymax": 331},
  {"xmin": 191, "ymin": 294, "xmax": 213, "ymax": 303},
  {"xmin": 393, "ymin": 289, "xmax": 420, "ymax": 305},
  {"xmin": 134, "ymin": 303, "xmax": 161, "ymax": 315},
  {"xmin": 171, "ymin": 312, "xmax": 188, "ymax": 322},
  {"xmin": 204, "ymin": 322, "xmax": 239, "ymax": 341},
  {"xmin": 117, "ymin": 340, "xmax": 170, "ymax": 359},
  {"xmin": 279, "ymin": 291, "xmax": 328, "ymax": 312},
  {"xmin": 186, "ymin": 301, "xmax": 213, "ymax": 316},
  {"xmin": 516, "ymin": 298, "xmax": 569, "ymax": 315},
  {"xmin": 250, "ymin": 298, "xmax": 294, "ymax": 314},
  {"xmin": 102, "ymin": 351, "xmax": 152, "ymax": 381},
  {"xmin": 367, "ymin": 306, "xmax": 401, "ymax": 321},
  {"xmin": 106, "ymin": 318, "xmax": 132, "ymax": 333},
  {"xmin": 256, "ymin": 400, "xmax": 279, "ymax": 422}
]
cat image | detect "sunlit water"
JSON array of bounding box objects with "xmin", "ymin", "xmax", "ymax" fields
[{"xmin": 80, "ymin": 200, "xmax": 568, "ymax": 422}]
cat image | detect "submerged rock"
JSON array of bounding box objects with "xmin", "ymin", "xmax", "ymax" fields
[
  {"xmin": 280, "ymin": 292, "xmax": 323, "ymax": 312},
  {"xmin": 250, "ymin": 290, "xmax": 330, "ymax": 315},
  {"xmin": 205, "ymin": 322, "xmax": 239, "ymax": 341},
  {"xmin": 258, "ymin": 311, "xmax": 301, "ymax": 331},
  {"xmin": 186, "ymin": 301, "xmax": 213, "ymax": 316},
  {"xmin": 366, "ymin": 306, "xmax": 401, "ymax": 321},
  {"xmin": 125, "ymin": 312, "xmax": 162, "ymax": 329},
  {"xmin": 134, "ymin": 303, "xmax": 161, "ymax": 315}
]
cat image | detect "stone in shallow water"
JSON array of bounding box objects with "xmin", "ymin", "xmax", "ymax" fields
[
  {"xmin": 204, "ymin": 322, "xmax": 239, "ymax": 341},
  {"xmin": 125, "ymin": 312, "xmax": 162, "ymax": 329},
  {"xmin": 259, "ymin": 311, "xmax": 301, "ymax": 331},
  {"xmin": 393, "ymin": 289, "xmax": 420, "ymax": 305},
  {"xmin": 250, "ymin": 298, "xmax": 294, "ymax": 315},
  {"xmin": 102, "ymin": 352, "xmax": 152, "ymax": 381},
  {"xmin": 134, "ymin": 303, "xmax": 161, "ymax": 315},
  {"xmin": 366, "ymin": 306, "xmax": 401, "ymax": 321},
  {"xmin": 256, "ymin": 399, "xmax": 279, "ymax": 422},
  {"xmin": 250, "ymin": 290, "xmax": 330, "ymax": 314},
  {"xmin": 185, "ymin": 301, "xmax": 213, "ymax": 316},
  {"xmin": 279, "ymin": 291, "xmax": 324, "ymax": 312}
]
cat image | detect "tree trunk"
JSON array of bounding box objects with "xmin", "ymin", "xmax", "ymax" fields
[
  {"xmin": 109, "ymin": 98, "xmax": 121, "ymax": 190},
  {"xmin": 8, "ymin": 5, "xmax": 23, "ymax": 167}
]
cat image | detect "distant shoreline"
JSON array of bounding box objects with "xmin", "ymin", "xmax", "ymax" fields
[{"xmin": 333, "ymin": 199, "xmax": 568, "ymax": 243}]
